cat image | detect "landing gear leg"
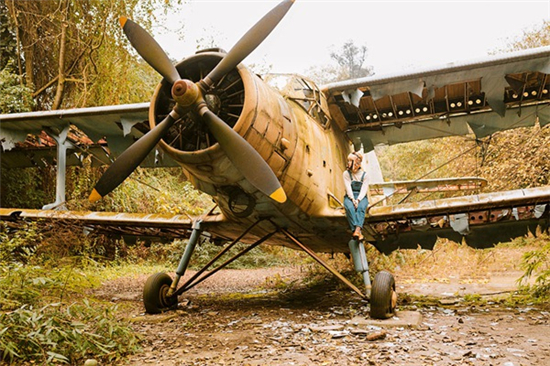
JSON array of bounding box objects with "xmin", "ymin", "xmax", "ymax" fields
[
  {"xmin": 143, "ymin": 220, "xmax": 202, "ymax": 314},
  {"xmin": 348, "ymin": 239, "xmax": 371, "ymax": 298},
  {"xmin": 348, "ymin": 239, "xmax": 398, "ymax": 319}
]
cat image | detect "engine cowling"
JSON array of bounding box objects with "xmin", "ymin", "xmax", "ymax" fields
[{"xmin": 149, "ymin": 50, "xmax": 298, "ymax": 198}]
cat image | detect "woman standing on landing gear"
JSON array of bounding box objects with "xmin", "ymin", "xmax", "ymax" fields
[{"xmin": 343, "ymin": 152, "xmax": 369, "ymax": 241}]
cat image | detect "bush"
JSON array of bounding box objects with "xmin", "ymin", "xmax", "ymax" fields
[
  {"xmin": 0, "ymin": 300, "xmax": 140, "ymax": 364},
  {"xmin": 0, "ymin": 63, "xmax": 35, "ymax": 113},
  {"xmin": 0, "ymin": 223, "xmax": 141, "ymax": 365},
  {"xmin": 519, "ymin": 235, "xmax": 550, "ymax": 299}
]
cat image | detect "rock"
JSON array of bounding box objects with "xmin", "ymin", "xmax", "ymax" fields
[
  {"xmin": 84, "ymin": 360, "xmax": 98, "ymax": 366},
  {"xmin": 309, "ymin": 324, "xmax": 345, "ymax": 332},
  {"xmin": 350, "ymin": 328, "xmax": 369, "ymax": 335},
  {"xmin": 366, "ymin": 331, "xmax": 387, "ymax": 341},
  {"xmin": 329, "ymin": 330, "xmax": 349, "ymax": 339}
]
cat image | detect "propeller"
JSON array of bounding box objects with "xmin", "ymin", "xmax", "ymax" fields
[
  {"xmin": 89, "ymin": 109, "xmax": 181, "ymax": 203},
  {"xmin": 202, "ymin": 0, "xmax": 295, "ymax": 88},
  {"xmin": 90, "ymin": 0, "xmax": 293, "ymax": 204},
  {"xmin": 119, "ymin": 17, "xmax": 180, "ymax": 84}
]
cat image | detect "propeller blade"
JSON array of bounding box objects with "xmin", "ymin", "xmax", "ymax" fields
[
  {"xmin": 201, "ymin": 109, "xmax": 286, "ymax": 203},
  {"xmin": 120, "ymin": 17, "xmax": 180, "ymax": 84},
  {"xmin": 203, "ymin": 0, "xmax": 294, "ymax": 87},
  {"xmin": 89, "ymin": 111, "xmax": 179, "ymax": 202}
]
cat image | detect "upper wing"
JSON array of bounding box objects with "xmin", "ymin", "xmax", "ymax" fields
[
  {"xmin": 0, "ymin": 103, "xmax": 178, "ymax": 168},
  {"xmin": 323, "ymin": 46, "xmax": 550, "ymax": 151}
]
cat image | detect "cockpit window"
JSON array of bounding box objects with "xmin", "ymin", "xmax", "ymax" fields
[{"xmin": 266, "ymin": 74, "xmax": 330, "ymax": 127}]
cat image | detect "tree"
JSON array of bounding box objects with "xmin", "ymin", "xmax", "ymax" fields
[
  {"xmin": 497, "ymin": 20, "xmax": 549, "ymax": 52},
  {"xmin": 4, "ymin": 0, "xmax": 179, "ymax": 110},
  {"xmin": 329, "ymin": 39, "xmax": 373, "ymax": 80},
  {"xmin": 306, "ymin": 39, "xmax": 373, "ymax": 85},
  {"xmin": 0, "ymin": 64, "xmax": 35, "ymax": 113},
  {"xmin": 303, "ymin": 64, "xmax": 341, "ymax": 85},
  {"xmin": 0, "ymin": 2, "xmax": 19, "ymax": 72}
]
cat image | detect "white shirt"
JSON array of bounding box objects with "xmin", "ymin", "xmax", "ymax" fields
[{"xmin": 343, "ymin": 169, "xmax": 369, "ymax": 202}]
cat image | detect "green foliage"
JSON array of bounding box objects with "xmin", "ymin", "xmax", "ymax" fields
[
  {"xmin": 116, "ymin": 236, "xmax": 308, "ymax": 271},
  {"xmin": 0, "ymin": 224, "xmax": 140, "ymax": 365},
  {"xmin": 376, "ymin": 136, "xmax": 478, "ymax": 182},
  {"xmin": 187, "ymin": 241, "xmax": 307, "ymax": 270},
  {"xmin": 0, "ymin": 221, "xmax": 41, "ymax": 264},
  {"xmin": 82, "ymin": 167, "xmax": 212, "ymax": 215},
  {"xmin": 0, "ymin": 263, "xmax": 99, "ymax": 311},
  {"xmin": 306, "ymin": 39, "xmax": 374, "ymax": 84},
  {"xmin": 0, "ymin": 64, "xmax": 35, "ymax": 113},
  {"xmin": 0, "ymin": 167, "xmax": 54, "ymax": 208},
  {"xmin": 1, "ymin": 163, "xmax": 212, "ymax": 217},
  {"xmin": 519, "ymin": 235, "xmax": 550, "ymax": 299},
  {"xmin": 4, "ymin": 0, "xmax": 179, "ymax": 109},
  {"xmin": 0, "ymin": 300, "xmax": 140, "ymax": 364},
  {"xmin": 0, "ymin": 2, "xmax": 18, "ymax": 71},
  {"xmin": 1, "ymin": 218, "xmax": 124, "ymax": 267}
]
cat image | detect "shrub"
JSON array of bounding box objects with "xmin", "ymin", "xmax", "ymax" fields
[
  {"xmin": 0, "ymin": 300, "xmax": 140, "ymax": 364},
  {"xmin": 0, "ymin": 223, "xmax": 141, "ymax": 365},
  {"xmin": 519, "ymin": 235, "xmax": 550, "ymax": 299}
]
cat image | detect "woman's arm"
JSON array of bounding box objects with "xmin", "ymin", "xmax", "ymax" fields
[
  {"xmin": 357, "ymin": 171, "xmax": 369, "ymax": 202},
  {"xmin": 343, "ymin": 171, "xmax": 354, "ymax": 199}
]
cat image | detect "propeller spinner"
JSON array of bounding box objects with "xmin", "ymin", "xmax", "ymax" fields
[{"xmin": 90, "ymin": 0, "xmax": 294, "ymax": 204}]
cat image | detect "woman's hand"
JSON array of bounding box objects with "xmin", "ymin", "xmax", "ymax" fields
[{"xmin": 353, "ymin": 199, "xmax": 359, "ymax": 208}]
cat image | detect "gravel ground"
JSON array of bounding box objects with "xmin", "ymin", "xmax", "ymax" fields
[{"xmin": 93, "ymin": 266, "xmax": 550, "ymax": 366}]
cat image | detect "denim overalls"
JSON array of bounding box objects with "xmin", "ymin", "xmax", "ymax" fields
[{"xmin": 344, "ymin": 171, "xmax": 368, "ymax": 231}]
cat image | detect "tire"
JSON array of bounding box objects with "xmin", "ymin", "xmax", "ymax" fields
[
  {"xmin": 370, "ymin": 270, "xmax": 397, "ymax": 319},
  {"xmin": 143, "ymin": 272, "xmax": 178, "ymax": 314}
]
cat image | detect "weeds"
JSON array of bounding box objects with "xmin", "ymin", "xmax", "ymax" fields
[
  {"xmin": 0, "ymin": 300, "xmax": 140, "ymax": 364},
  {"xmin": 518, "ymin": 234, "xmax": 550, "ymax": 300},
  {"xmin": 0, "ymin": 223, "xmax": 141, "ymax": 365}
]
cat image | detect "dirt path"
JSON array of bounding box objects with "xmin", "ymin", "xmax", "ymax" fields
[{"xmin": 95, "ymin": 266, "xmax": 550, "ymax": 366}]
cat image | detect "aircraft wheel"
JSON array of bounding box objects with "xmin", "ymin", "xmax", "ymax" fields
[
  {"xmin": 143, "ymin": 272, "xmax": 178, "ymax": 314},
  {"xmin": 370, "ymin": 270, "xmax": 397, "ymax": 319}
]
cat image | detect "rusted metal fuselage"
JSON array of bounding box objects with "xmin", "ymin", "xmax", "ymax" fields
[{"xmin": 148, "ymin": 52, "xmax": 352, "ymax": 252}]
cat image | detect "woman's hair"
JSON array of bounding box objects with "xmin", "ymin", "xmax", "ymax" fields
[{"xmin": 348, "ymin": 151, "xmax": 362, "ymax": 162}]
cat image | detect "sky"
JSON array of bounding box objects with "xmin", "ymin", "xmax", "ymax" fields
[{"xmin": 155, "ymin": 0, "xmax": 550, "ymax": 78}]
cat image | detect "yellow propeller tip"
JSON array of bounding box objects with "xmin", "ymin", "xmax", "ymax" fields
[
  {"xmin": 89, "ymin": 189, "xmax": 103, "ymax": 203},
  {"xmin": 270, "ymin": 187, "xmax": 287, "ymax": 203},
  {"xmin": 119, "ymin": 16, "xmax": 128, "ymax": 28}
]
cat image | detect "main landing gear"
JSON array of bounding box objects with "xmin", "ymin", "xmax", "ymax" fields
[
  {"xmin": 370, "ymin": 270, "xmax": 398, "ymax": 319},
  {"xmin": 142, "ymin": 219, "xmax": 397, "ymax": 319},
  {"xmin": 349, "ymin": 238, "xmax": 397, "ymax": 319},
  {"xmin": 143, "ymin": 272, "xmax": 178, "ymax": 313}
]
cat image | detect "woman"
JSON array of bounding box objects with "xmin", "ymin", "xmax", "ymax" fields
[{"xmin": 343, "ymin": 152, "xmax": 369, "ymax": 240}]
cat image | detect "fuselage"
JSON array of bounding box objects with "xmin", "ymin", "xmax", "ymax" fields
[{"xmin": 149, "ymin": 51, "xmax": 353, "ymax": 251}]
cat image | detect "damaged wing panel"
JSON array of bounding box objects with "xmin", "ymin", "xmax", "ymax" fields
[
  {"xmin": 365, "ymin": 186, "xmax": 550, "ymax": 253},
  {"xmin": 323, "ymin": 46, "xmax": 550, "ymax": 150},
  {"xmin": 0, "ymin": 103, "xmax": 178, "ymax": 168}
]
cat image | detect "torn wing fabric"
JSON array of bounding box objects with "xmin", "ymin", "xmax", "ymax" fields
[{"xmin": 324, "ymin": 46, "xmax": 550, "ymax": 151}]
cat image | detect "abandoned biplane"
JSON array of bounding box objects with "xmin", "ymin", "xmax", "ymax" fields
[{"xmin": 2, "ymin": 0, "xmax": 550, "ymax": 319}]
